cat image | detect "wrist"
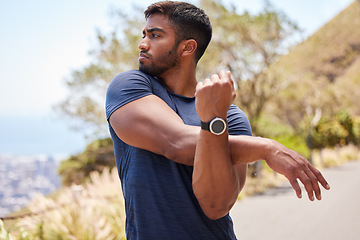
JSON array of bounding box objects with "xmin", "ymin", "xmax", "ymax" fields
[
  {"xmin": 262, "ymin": 138, "xmax": 275, "ymax": 161},
  {"xmin": 199, "ymin": 113, "xmax": 227, "ymax": 123},
  {"xmin": 201, "ymin": 117, "xmax": 228, "ymax": 136}
]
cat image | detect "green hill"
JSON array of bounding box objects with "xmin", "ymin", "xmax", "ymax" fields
[
  {"xmin": 268, "ymin": 1, "xmax": 360, "ymax": 129},
  {"xmin": 276, "ymin": 1, "xmax": 360, "ymax": 82}
]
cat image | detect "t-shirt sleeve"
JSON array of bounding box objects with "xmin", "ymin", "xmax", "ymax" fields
[
  {"xmin": 106, "ymin": 70, "xmax": 153, "ymax": 121},
  {"xmin": 227, "ymin": 104, "xmax": 252, "ymax": 136}
]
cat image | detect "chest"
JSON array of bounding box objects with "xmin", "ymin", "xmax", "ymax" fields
[{"xmin": 152, "ymin": 80, "xmax": 200, "ymax": 126}]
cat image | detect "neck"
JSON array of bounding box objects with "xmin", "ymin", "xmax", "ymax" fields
[{"xmin": 157, "ymin": 64, "xmax": 197, "ymax": 97}]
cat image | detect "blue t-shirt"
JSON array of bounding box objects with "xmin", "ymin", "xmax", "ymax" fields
[{"xmin": 106, "ymin": 70, "xmax": 252, "ymax": 240}]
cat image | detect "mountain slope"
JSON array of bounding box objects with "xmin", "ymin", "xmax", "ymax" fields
[
  {"xmin": 270, "ymin": 1, "xmax": 360, "ymax": 120},
  {"xmin": 277, "ymin": 1, "xmax": 360, "ymax": 82}
]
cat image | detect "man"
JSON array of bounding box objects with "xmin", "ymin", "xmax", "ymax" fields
[{"xmin": 106, "ymin": 1, "xmax": 330, "ymax": 239}]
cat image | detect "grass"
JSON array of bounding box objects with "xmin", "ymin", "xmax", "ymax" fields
[
  {"xmin": 2, "ymin": 168, "xmax": 126, "ymax": 240},
  {"xmin": 2, "ymin": 145, "xmax": 359, "ymax": 239},
  {"xmin": 312, "ymin": 144, "xmax": 360, "ymax": 168}
]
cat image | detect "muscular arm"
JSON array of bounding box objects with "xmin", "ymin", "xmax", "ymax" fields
[
  {"xmin": 109, "ymin": 94, "xmax": 255, "ymax": 165},
  {"xmin": 192, "ymin": 71, "xmax": 242, "ymax": 219},
  {"xmin": 109, "ymin": 80, "xmax": 330, "ymax": 219},
  {"xmin": 109, "ymin": 94, "xmax": 198, "ymax": 165},
  {"xmin": 109, "ymin": 94, "xmax": 252, "ymax": 166}
]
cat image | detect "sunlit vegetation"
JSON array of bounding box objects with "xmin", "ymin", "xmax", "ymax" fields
[
  {"xmin": 2, "ymin": 168, "xmax": 126, "ymax": 240},
  {"xmin": 58, "ymin": 138, "xmax": 115, "ymax": 186}
]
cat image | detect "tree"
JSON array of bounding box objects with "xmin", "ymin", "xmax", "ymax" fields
[
  {"xmin": 54, "ymin": 9, "xmax": 144, "ymax": 137},
  {"xmin": 55, "ymin": 0, "xmax": 301, "ymax": 137},
  {"xmin": 198, "ymin": 0, "xmax": 301, "ymax": 134},
  {"xmin": 309, "ymin": 111, "xmax": 359, "ymax": 149},
  {"xmin": 197, "ymin": 0, "xmax": 301, "ymax": 178},
  {"xmin": 58, "ymin": 138, "xmax": 115, "ymax": 186}
]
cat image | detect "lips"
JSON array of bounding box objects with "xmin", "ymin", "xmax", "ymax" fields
[{"xmin": 139, "ymin": 52, "xmax": 150, "ymax": 61}]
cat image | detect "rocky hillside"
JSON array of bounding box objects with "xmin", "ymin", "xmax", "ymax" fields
[{"xmin": 268, "ymin": 1, "xmax": 360, "ymax": 125}]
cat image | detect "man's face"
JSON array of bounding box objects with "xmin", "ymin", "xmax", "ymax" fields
[{"xmin": 138, "ymin": 14, "xmax": 180, "ymax": 77}]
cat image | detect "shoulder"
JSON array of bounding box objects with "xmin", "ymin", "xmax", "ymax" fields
[
  {"xmin": 114, "ymin": 69, "xmax": 151, "ymax": 79},
  {"xmin": 106, "ymin": 70, "xmax": 156, "ymax": 120},
  {"xmin": 106, "ymin": 70, "xmax": 157, "ymax": 100},
  {"xmin": 227, "ymin": 104, "xmax": 252, "ymax": 136},
  {"xmin": 109, "ymin": 70, "xmax": 154, "ymax": 88}
]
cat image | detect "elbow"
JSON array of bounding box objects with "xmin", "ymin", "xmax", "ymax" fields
[
  {"xmin": 162, "ymin": 143, "xmax": 179, "ymax": 161},
  {"xmin": 193, "ymin": 184, "xmax": 239, "ymax": 220},
  {"xmin": 162, "ymin": 139, "xmax": 193, "ymax": 166},
  {"xmin": 205, "ymin": 210, "xmax": 228, "ymax": 221},
  {"xmin": 159, "ymin": 133, "xmax": 180, "ymax": 159},
  {"xmin": 194, "ymin": 188, "xmax": 234, "ymax": 220},
  {"xmin": 200, "ymin": 202, "xmax": 231, "ymax": 220}
]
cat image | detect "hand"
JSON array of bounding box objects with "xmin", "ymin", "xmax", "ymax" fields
[
  {"xmin": 264, "ymin": 139, "xmax": 330, "ymax": 201},
  {"xmin": 195, "ymin": 70, "xmax": 236, "ymax": 122}
]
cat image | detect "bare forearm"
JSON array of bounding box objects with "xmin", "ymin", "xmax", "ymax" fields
[
  {"xmin": 229, "ymin": 135, "xmax": 270, "ymax": 165},
  {"xmin": 192, "ymin": 130, "xmax": 239, "ymax": 220},
  {"xmin": 110, "ymin": 94, "xmax": 268, "ymax": 166},
  {"xmin": 171, "ymin": 127, "xmax": 270, "ymax": 166}
]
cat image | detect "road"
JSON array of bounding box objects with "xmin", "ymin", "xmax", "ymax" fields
[{"xmin": 230, "ymin": 160, "xmax": 360, "ymax": 240}]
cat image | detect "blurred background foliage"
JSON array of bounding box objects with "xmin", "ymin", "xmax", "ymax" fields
[
  {"xmin": 58, "ymin": 138, "xmax": 115, "ymax": 186},
  {"xmin": 2, "ymin": 169, "xmax": 126, "ymax": 240},
  {"xmin": 53, "ymin": 0, "xmax": 360, "ymax": 184}
]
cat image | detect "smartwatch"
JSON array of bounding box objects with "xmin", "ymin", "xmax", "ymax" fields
[{"xmin": 201, "ymin": 117, "xmax": 228, "ymax": 135}]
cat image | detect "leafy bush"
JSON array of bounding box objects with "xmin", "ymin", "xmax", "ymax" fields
[
  {"xmin": 5, "ymin": 168, "xmax": 125, "ymax": 240},
  {"xmin": 272, "ymin": 134, "xmax": 310, "ymax": 159},
  {"xmin": 309, "ymin": 111, "xmax": 360, "ymax": 149},
  {"xmin": 58, "ymin": 138, "xmax": 115, "ymax": 186}
]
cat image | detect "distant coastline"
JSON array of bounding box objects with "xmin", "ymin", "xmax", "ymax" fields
[{"xmin": 0, "ymin": 154, "xmax": 61, "ymax": 216}]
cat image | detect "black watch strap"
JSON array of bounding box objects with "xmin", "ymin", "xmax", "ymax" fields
[
  {"xmin": 200, "ymin": 120, "xmax": 211, "ymax": 131},
  {"xmin": 201, "ymin": 117, "xmax": 228, "ymax": 135}
]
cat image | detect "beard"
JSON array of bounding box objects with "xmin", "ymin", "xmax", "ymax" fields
[{"xmin": 139, "ymin": 44, "xmax": 179, "ymax": 77}]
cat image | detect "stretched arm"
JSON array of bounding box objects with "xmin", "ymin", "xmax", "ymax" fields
[
  {"xmin": 108, "ymin": 79, "xmax": 330, "ymax": 215},
  {"xmin": 109, "ymin": 91, "xmax": 259, "ymax": 166},
  {"xmin": 109, "ymin": 94, "xmax": 198, "ymax": 165},
  {"xmin": 192, "ymin": 71, "xmax": 240, "ymax": 219},
  {"xmin": 192, "ymin": 70, "xmax": 330, "ymax": 219}
]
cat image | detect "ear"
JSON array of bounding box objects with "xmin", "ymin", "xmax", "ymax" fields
[{"xmin": 181, "ymin": 39, "xmax": 197, "ymax": 57}]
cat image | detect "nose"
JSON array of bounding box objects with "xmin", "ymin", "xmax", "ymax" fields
[{"xmin": 138, "ymin": 37, "xmax": 149, "ymax": 51}]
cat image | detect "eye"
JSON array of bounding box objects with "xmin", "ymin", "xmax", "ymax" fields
[{"xmin": 152, "ymin": 33, "xmax": 160, "ymax": 38}]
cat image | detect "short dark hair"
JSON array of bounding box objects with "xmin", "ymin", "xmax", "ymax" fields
[{"xmin": 144, "ymin": 1, "xmax": 212, "ymax": 63}]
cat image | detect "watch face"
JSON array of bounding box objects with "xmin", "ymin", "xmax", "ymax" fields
[{"xmin": 210, "ymin": 118, "xmax": 226, "ymax": 135}]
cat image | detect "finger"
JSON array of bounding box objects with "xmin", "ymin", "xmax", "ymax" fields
[
  {"xmin": 218, "ymin": 70, "xmax": 228, "ymax": 82},
  {"xmin": 203, "ymin": 78, "xmax": 212, "ymax": 86},
  {"xmin": 225, "ymin": 71, "xmax": 236, "ymax": 101},
  {"xmin": 195, "ymin": 81, "xmax": 204, "ymax": 94},
  {"xmin": 210, "ymin": 74, "xmax": 220, "ymax": 83},
  {"xmin": 292, "ymin": 157, "xmax": 315, "ymax": 201},
  {"xmin": 292, "ymin": 154, "xmax": 324, "ymax": 201},
  {"xmin": 218, "ymin": 70, "xmax": 234, "ymax": 95},
  {"xmin": 288, "ymin": 176, "xmax": 302, "ymax": 199},
  {"xmin": 219, "ymin": 70, "xmax": 232, "ymax": 87},
  {"xmin": 227, "ymin": 71, "xmax": 231, "ymax": 78},
  {"xmin": 308, "ymin": 164, "xmax": 331, "ymax": 190},
  {"xmin": 232, "ymin": 90, "xmax": 236, "ymax": 102},
  {"xmin": 227, "ymin": 71, "xmax": 235, "ymax": 89},
  {"xmin": 297, "ymin": 171, "xmax": 316, "ymax": 201},
  {"xmin": 304, "ymin": 167, "xmax": 322, "ymax": 200}
]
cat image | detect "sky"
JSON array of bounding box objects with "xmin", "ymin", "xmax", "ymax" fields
[{"xmin": 0, "ymin": 0, "xmax": 354, "ymax": 159}]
